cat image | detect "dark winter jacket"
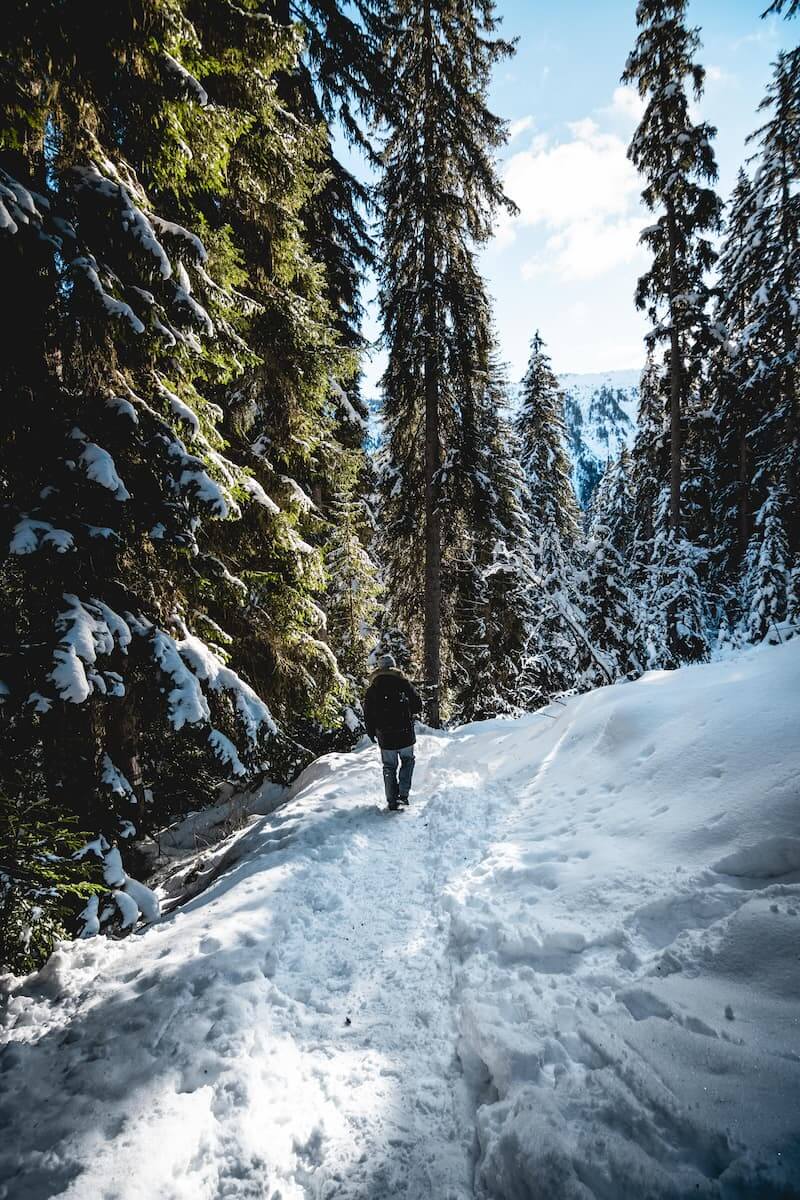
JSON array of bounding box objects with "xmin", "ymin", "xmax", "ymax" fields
[{"xmin": 363, "ymin": 668, "xmax": 423, "ymax": 750}]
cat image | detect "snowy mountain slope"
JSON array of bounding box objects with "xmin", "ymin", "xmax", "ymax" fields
[
  {"xmin": 2, "ymin": 642, "xmax": 800, "ymax": 1199},
  {"xmin": 559, "ymin": 368, "xmax": 640, "ymax": 507}
]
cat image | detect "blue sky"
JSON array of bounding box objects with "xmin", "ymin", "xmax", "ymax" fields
[{"xmin": 357, "ymin": 1, "xmax": 795, "ymax": 392}]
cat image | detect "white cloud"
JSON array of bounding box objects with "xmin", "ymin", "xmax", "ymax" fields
[
  {"xmin": 521, "ymin": 216, "xmax": 647, "ymax": 283},
  {"xmin": 604, "ymin": 85, "xmax": 646, "ymax": 124},
  {"xmin": 496, "ymin": 113, "xmax": 645, "ymax": 281},
  {"xmin": 508, "ymin": 115, "xmax": 535, "ymax": 143},
  {"xmin": 502, "ymin": 120, "xmax": 640, "ymax": 230}
]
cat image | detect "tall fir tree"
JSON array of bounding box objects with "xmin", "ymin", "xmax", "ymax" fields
[
  {"xmin": 709, "ymin": 169, "xmax": 761, "ymax": 577},
  {"xmin": 450, "ymin": 355, "xmax": 539, "ymax": 721},
  {"xmin": 623, "ymin": 0, "xmax": 722, "ymax": 536},
  {"xmin": 588, "ymin": 448, "xmax": 634, "ymax": 558},
  {"xmin": 0, "ymin": 2, "xmax": 284, "ymax": 837},
  {"xmin": 575, "ymin": 523, "xmax": 641, "ymax": 688},
  {"xmin": 512, "ymin": 331, "xmax": 589, "ymax": 703},
  {"xmin": 742, "ymin": 486, "xmax": 790, "ymax": 642},
  {"xmin": 743, "ymin": 48, "xmax": 800, "ymax": 550},
  {"xmin": 0, "ymin": 0, "xmax": 381, "ymax": 954},
  {"xmin": 515, "ymin": 332, "xmax": 581, "ymax": 545},
  {"xmin": 376, "ymin": 0, "xmax": 515, "ymax": 725},
  {"xmin": 629, "ymin": 350, "xmax": 669, "ymax": 583}
]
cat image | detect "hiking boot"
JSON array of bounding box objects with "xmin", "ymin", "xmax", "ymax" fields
[
  {"xmin": 399, "ymin": 795, "xmax": 410, "ymax": 806},
  {"xmin": 387, "ymin": 800, "xmax": 399, "ymax": 811}
]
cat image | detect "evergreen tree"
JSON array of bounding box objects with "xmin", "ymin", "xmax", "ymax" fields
[
  {"xmin": 651, "ymin": 530, "xmax": 710, "ymax": 664},
  {"xmin": 709, "ymin": 170, "xmax": 761, "ymax": 574},
  {"xmin": 743, "ymin": 49, "xmax": 800, "ymax": 549},
  {"xmin": 742, "ymin": 487, "xmax": 790, "ymax": 642},
  {"xmin": 523, "ymin": 512, "xmax": 583, "ymax": 705},
  {"xmin": 787, "ymin": 562, "xmax": 800, "ymax": 629},
  {"xmin": 588, "ymin": 448, "xmax": 634, "ymax": 558},
  {"xmin": 629, "ymin": 351, "xmax": 670, "ymax": 585},
  {"xmin": 575, "ymin": 524, "xmax": 641, "ymax": 688},
  {"xmin": 0, "ymin": 0, "xmax": 382, "ymax": 885},
  {"xmin": 0, "ymin": 3, "xmax": 286, "ymax": 842},
  {"xmin": 451, "ymin": 360, "xmax": 539, "ymax": 721},
  {"xmin": 623, "ymin": 1, "xmax": 722, "ymax": 535},
  {"xmin": 188, "ymin": 4, "xmax": 376, "ymax": 746},
  {"xmin": 376, "ymin": 0, "xmax": 515, "ymax": 725},
  {"xmin": 324, "ymin": 455, "xmax": 380, "ymax": 691},
  {"xmin": 269, "ymin": 0, "xmax": 380, "ymax": 359},
  {"xmin": 515, "ymin": 332, "xmax": 581, "ymax": 545}
]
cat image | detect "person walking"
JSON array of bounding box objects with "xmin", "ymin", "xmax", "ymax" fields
[{"xmin": 363, "ymin": 654, "xmax": 423, "ymax": 811}]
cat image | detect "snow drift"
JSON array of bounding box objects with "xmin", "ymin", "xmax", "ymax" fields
[{"xmin": 1, "ymin": 641, "xmax": 799, "ymax": 1199}]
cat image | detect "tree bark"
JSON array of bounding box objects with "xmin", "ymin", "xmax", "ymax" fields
[
  {"xmin": 422, "ymin": 0, "xmax": 442, "ymax": 727},
  {"xmin": 106, "ymin": 686, "xmax": 145, "ymax": 813}
]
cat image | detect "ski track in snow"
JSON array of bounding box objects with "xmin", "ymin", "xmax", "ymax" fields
[{"xmin": 2, "ymin": 641, "xmax": 800, "ymax": 1199}]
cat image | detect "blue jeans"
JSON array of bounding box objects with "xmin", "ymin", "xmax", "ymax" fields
[{"xmin": 381, "ymin": 746, "xmax": 415, "ymax": 804}]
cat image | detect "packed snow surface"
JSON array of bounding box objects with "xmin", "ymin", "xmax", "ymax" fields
[{"xmin": 2, "ymin": 641, "xmax": 800, "ymax": 1199}]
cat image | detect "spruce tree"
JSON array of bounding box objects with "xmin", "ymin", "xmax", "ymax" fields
[
  {"xmin": 629, "ymin": 351, "xmax": 670, "ymax": 585},
  {"xmin": 0, "ymin": 4, "xmax": 284, "ymax": 839},
  {"xmin": 522, "ymin": 513, "xmax": 582, "ymax": 704},
  {"xmin": 787, "ymin": 562, "xmax": 800, "ymax": 630},
  {"xmin": 187, "ymin": 3, "xmax": 375, "ymax": 747},
  {"xmin": 742, "ymin": 487, "xmax": 790, "ymax": 642},
  {"xmin": 0, "ymin": 0, "xmax": 382, "ymax": 879},
  {"xmin": 744, "ymin": 49, "xmax": 800, "ymax": 549},
  {"xmin": 324, "ymin": 455, "xmax": 380, "ymax": 691},
  {"xmin": 515, "ymin": 332, "xmax": 581, "ymax": 545},
  {"xmin": 450, "ymin": 358, "xmax": 539, "ymax": 721},
  {"xmin": 709, "ymin": 170, "xmax": 761, "ymax": 574},
  {"xmin": 623, "ymin": 1, "xmax": 722, "ymax": 535},
  {"xmin": 588, "ymin": 449, "xmax": 634, "ymax": 559},
  {"xmin": 376, "ymin": 0, "xmax": 515, "ymax": 725},
  {"xmin": 651, "ymin": 529, "xmax": 710, "ymax": 664},
  {"xmin": 576, "ymin": 524, "xmax": 641, "ymax": 688}
]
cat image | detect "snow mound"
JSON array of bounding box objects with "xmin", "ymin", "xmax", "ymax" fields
[
  {"xmin": 1, "ymin": 642, "xmax": 799, "ymax": 1198},
  {"xmin": 713, "ymin": 837, "xmax": 800, "ymax": 879}
]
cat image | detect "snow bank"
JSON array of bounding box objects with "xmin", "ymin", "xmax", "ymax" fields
[
  {"xmin": 447, "ymin": 639, "xmax": 800, "ymax": 1198},
  {"xmin": 1, "ymin": 642, "xmax": 798, "ymax": 1198}
]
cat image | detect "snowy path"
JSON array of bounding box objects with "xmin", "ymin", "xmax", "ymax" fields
[
  {"xmin": 0, "ymin": 736, "xmax": 515, "ymax": 1200},
  {"xmin": 2, "ymin": 642, "xmax": 800, "ymax": 1199}
]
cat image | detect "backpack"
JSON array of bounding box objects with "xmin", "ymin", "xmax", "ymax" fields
[{"xmin": 375, "ymin": 679, "xmax": 411, "ymax": 729}]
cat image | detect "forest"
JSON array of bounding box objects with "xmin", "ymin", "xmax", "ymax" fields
[{"xmin": 0, "ymin": 0, "xmax": 798, "ymax": 974}]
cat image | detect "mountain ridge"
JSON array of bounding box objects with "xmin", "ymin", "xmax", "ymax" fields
[{"xmin": 559, "ymin": 367, "xmax": 642, "ymax": 508}]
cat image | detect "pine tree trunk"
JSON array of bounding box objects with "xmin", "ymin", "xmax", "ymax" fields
[
  {"xmin": 106, "ymin": 687, "xmax": 145, "ymax": 813},
  {"xmin": 666, "ymin": 198, "xmax": 682, "ymax": 535},
  {"xmin": 421, "ymin": 0, "xmax": 442, "ymax": 727}
]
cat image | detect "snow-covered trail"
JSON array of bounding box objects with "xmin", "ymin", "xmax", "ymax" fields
[
  {"xmin": 0, "ymin": 732, "xmax": 524, "ymax": 1200},
  {"xmin": 2, "ymin": 641, "xmax": 800, "ymax": 1200}
]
